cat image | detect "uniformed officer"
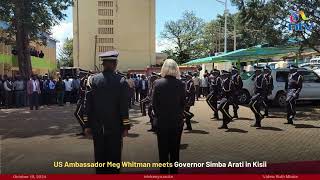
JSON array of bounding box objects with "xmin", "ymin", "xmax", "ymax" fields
[
  {"xmin": 184, "ymin": 72, "xmax": 196, "ymax": 131},
  {"xmin": 218, "ymin": 70, "xmax": 234, "ymax": 129},
  {"xmin": 249, "ymin": 66, "xmax": 268, "ymax": 128},
  {"xmin": 263, "ymin": 65, "xmax": 274, "ymax": 117},
  {"xmin": 230, "ymin": 66, "xmax": 243, "ymax": 119},
  {"xmin": 84, "ymin": 50, "xmax": 130, "ymax": 174},
  {"xmin": 285, "ymin": 65, "xmax": 303, "ymax": 125},
  {"xmin": 206, "ymin": 69, "xmax": 222, "ymax": 120},
  {"xmin": 74, "ymin": 74, "xmax": 90, "ymax": 136}
]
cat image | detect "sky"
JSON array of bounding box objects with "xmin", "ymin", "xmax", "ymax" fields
[{"xmin": 51, "ymin": 0, "xmax": 238, "ymax": 55}]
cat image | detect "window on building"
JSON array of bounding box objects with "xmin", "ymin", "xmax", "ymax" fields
[
  {"xmin": 98, "ymin": 38, "xmax": 114, "ymax": 43},
  {"xmin": 98, "ymin": 9, "xmax": 113, "ymax": 16},
  {"xmin": 98, "ymin": 1, "xmax": 113, "ymax": 7},
  {"xmin": 98, "ymin": 28, "xmax": 114, "ymax": 34},
  {"xmin": 98, "ymin": 46, "xmax": 114, "ymax": 52},
  {"xmin": 98, "ymin": 19, "xmax": 114, "ymax": 25}
]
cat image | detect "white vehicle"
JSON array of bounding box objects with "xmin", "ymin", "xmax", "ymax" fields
[
  {"xmin": 239, "ymin": 68, "xmax": 320, "ymax": 107},
  {"xmin": 310, "ymin": 56, "xmax": 320, "ymax": 64}
]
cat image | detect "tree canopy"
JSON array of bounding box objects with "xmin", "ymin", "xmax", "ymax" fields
[
  {"xmin": 0, "ymin": 0, "xmax": 72, "ymax": 77},
  {"xmin": 58, "ymin": 38, "xmax": 73, "ymax": 67}
]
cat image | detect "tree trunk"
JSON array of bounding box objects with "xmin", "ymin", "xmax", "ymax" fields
[{"xmin": 14, "ymin": 0, "xmax": 32, "ymax": 78}]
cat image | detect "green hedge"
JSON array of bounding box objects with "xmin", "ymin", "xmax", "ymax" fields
[{"xmin": 0, "ymin": 53, "xmax": 56, "ymax": 70}]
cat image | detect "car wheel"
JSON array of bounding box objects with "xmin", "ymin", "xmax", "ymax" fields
[
  {"xmin": 238, "ymin": 90, "xmax": 250, "ymax": 105},
  {"xmin": 275, "ymin": 92, "xmax": 287, "ymax": 107}
]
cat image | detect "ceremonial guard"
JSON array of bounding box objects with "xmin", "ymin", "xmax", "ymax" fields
[
  {"xmin": 249, "ymin": 66, "xmax": 267, "ymax": 127},
  {"xmin": 206, "ymin": 69, "xmax": 222, "ymax": 120},
  {"xmin": 85, "ymin": 51, "xmax": 130, "ymax": 174},
  {"xmin": 263, "ymin": 66, "xmax": 274, "ymax": 117},
  {"xmin": 285, "ymin": 65, "xmax": 303, "ymax": 125},
  {"xmin": 218, "ymin": 70, "xmax": 234, "ymax": 129},
  {"xmin": 74, "ymin": 73, "xmax": 91, "ymax": 136},
  {"xmin": 184, "ymin": 73, "xmax": 195, "ymax": 131},
  {"xmin": 230, "ymin": 66, "xmax": 243, "ymax": 119}
]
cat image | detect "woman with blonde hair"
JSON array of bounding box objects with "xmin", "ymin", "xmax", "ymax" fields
[{"xmin": 152, "ymin": 59, "xmax": 186, "ymax": 174}]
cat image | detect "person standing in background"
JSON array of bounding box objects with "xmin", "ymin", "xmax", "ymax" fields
[
  {"xmin": 139, "ymin": 75, "xmax": 148, "ymax": 101},
  {"xmin": 200, "ymin": 74, "xmax": 209, "ymax": 97},
  {"xmin": 48, "ymin": 77, "xmax": 56, "ymax": 105},
  {"xmin": 152, "ymin": 59, "xmax": 186, "ymax": 174},
  {"xmin": 126, "ymin": 74, "xmax": 135, "ymax": 109},
  {"xmin": 64, "ymin": 76, "xmax": 73, "ymax": 104},
  {"xmin": 55, "ymin": 77, "xmax": 65, "ymax": 106},
  {"xmin": 3, "ymin": 75, "xmax": 13, "ymax": 109},
  {"xmin": 13, "ymin": 76, "xmax": 26, "ymax": 108},
  {"xmin": 27, "ymin": 75, "xmax": 41, "ymax": 110},
  {"xmin": 192, "ymin": 74, "xmax": 200, "ymax": 101},
  {"xmin": 71, "ymin": 76, "xmax": 81, "ymax": 103},
  {"xmin": 0, "ymin": 75, "xmax": 4, "ymax": 107},
  {"xmin": 135, "ymin": 74, "xmax": 141, "ymax": 103}
]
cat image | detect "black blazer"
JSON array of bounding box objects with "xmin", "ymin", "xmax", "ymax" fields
[{"xmin": 152, "ymin": 76, "xmax": 186, "ymax": 129}]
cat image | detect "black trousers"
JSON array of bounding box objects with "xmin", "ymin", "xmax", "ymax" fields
[
  {"xmin": 29, "ymin": 92, "xmax": 39, "ymax": 110},
  {"xmin": 231, "ymin": 92, "xmax": 240, "ymax": 117},
  {"xmin": 74, "ymin": 99, "xmax": 86, "ymax": 132},
  {"xmin": 249, "ymin": 94, "xmax": 264, "ymax": 124},
  {"xmin": 93, "ymin": 132, "xmax": 122, "ymax": 174},
  {"xmin": 206, "ymin": 93, "xmax": 219, "ymax": 118},
  {"xmin": 157, "ymin": 128, "xmax": 182, "ymax": 174},
  {"xmin": 218, "ymin": 98, "xmax": 232, "ymax": 127},
  {"xmin": 184, "ymin": 106, "xmax": 194, "ymax": 130}
]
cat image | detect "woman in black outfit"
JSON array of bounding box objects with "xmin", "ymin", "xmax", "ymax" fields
[{"xmin": 152, "ymin": 59, "xmax": 186, "ymax": 174}]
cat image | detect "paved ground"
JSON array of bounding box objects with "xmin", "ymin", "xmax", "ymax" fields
[{"xmin": 0, "ymin": 99, "xmax": 320, "ymax": 174}]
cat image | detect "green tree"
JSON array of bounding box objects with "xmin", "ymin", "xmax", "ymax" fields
[
  {"xmin": 58, "ymin": 38, "xmax": 73, "ymax": 67},
  {"xmin": 161, "ymin": 11, "xmax": 205, "ymax": 64},
  {"xmin": 231, "ymin": 0, "xmax": 320, "ymax": 52},
  {"xmin": 0, "ymin": 0, "xmax": 72, "ymax": 78}
]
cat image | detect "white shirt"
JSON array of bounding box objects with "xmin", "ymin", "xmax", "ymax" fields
[
  {"xmin": 142, "ymin": 80, "xmax": 146, "ymax": 90},
  {"xmin": 32, "ymin": 80, "xmax": 38, "ymax": 92},
  {"xmin": 64, "ymin": 79, "xmax": 73, "ymax": 91}
]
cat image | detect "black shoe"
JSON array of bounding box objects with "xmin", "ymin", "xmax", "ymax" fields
[
  {"xmin": 76, "ymin": 132, "xmax": 85, "ymax": 136},
  {"xmin": 284, "ymin": 120, "xmax": 293, "ymax": 125},
  {"xmin": 147, "ymin": 129, "xmax": 155, "ymax": 132},
  {"xmin": 218, "ymin": 125, "xmax": 228, "ymax": 129},
  {"xmin": 142, "ymin": 113, "xmax": 147, "ymax": 116},
  {"xmin": 184, "ymin": 128, "xmax": 192, "ymax": 131},
  {"xmin": 251, "ymin": 124, "xmax": 259, "ymax": 127}
]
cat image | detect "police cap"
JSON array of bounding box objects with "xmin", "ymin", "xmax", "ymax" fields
[
  {"xmin": 221, "ymin": 70, "xmax": 230, "ymax": 75},
  {"xmin": 99, "ymin": 50, "xmax": 119, "ymax": 61}
]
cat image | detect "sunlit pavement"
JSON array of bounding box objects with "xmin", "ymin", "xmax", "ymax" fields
[{"xmin": 1, "ymin": 100, "xmax": 319, "ymax": 174}]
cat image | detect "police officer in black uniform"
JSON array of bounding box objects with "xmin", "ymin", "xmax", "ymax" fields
[
  {"xmin": 184, "ymin": 72, "xmax": 196, "ymax": 131},
  {"xmin": 206, "ymin": 69, "xmax": 222, "ymax": 120},
  {"xmin": 285, "ymin": 65, "xmax": 303, "ymax": 125},
  {"xmin": 249, "ymin": 66, "xmax": 268, "ymax": 128},
  {"xmin": 263, "ymin": 65, "xmax": 274, "ymax": 117},
  {"xmin": 230, "ymin": 66, "xmax": 243, "ymax": 119},
  {"xmin": 218, "ymin": 70, "xmax": 234, "ymax": 129},
  {"xmin": 85, "ymin": 51, "xmax": 130, "ymax": 174}
]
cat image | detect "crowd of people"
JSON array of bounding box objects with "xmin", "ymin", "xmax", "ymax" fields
[{"xmin": 0, "ymin": 74, "xmax": 81, "ymax": 110}]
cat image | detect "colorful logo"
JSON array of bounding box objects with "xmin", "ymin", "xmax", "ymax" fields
[
  {"xmin": 288, "ymin": 10, "xmax": 315, "ymax": 32},
  {"xmin": 290, "ymin": 10, "xmax": 309, "ymax": 23}
]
